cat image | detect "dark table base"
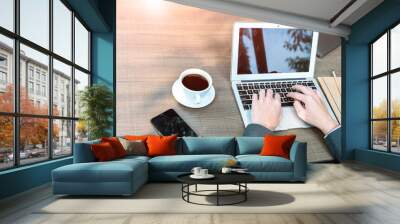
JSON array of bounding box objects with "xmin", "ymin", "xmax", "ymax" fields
[{"xmin": 181, "ymin": 183, "xmax": 249, "ymax": 206}]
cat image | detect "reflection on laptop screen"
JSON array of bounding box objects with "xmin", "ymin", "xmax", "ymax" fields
[{"xmin": 237, "ymin": 28, "xmax": 313, "ymax": 75}]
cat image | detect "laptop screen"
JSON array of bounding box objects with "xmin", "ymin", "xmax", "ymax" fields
[{"xmin": 237, "ymin": 28, "xmax": 313, "ymax": 75}]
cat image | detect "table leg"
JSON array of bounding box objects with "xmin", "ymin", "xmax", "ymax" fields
[
  {"xmin": 217, "ymin": 184, "xmax": 219, "ymax": 206},
  {"xmin": 195, "ymin": 184, "xmax": 198, "ymax": 192},
  {"xmin": 245, "ymin": 183, "xmax": 247, "ymax": 201},
  {"xmin": 187, "ymin": 184, "xmax": 190, "ymax": 202},
  {"xmin": 181, "ymin": 184, "xmax": 183, "ymax": 199}
]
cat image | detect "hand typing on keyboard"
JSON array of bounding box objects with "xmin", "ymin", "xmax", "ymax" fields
[
  {"xmin": 251, "ymin": 89, "xmax": 282, "ymax": 130},
  {"xmin": 237, "ymin": 80, "xmax": 316, "ymax": 110},
  {"xmin": 287, "ymin": 85, "xmax": 339, "ymax": 135}
]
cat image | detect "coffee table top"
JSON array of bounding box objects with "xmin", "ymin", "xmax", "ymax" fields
[{"xmin": 177, "ymin": 173, "xmax": 255, "ymax": 185}]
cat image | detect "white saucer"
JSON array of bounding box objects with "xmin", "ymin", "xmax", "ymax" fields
[
  {"xmin": 190, "ymin": 174, "xmax": 215, "ymax": 179},
  {"xmin": 172, "ymin": 80, "xmax": 215, "ymax": 108}
]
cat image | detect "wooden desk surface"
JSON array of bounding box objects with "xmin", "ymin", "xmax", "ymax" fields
[{"xmin": 116, "ymin": 0, "xmax": 340, "ymax": 162}]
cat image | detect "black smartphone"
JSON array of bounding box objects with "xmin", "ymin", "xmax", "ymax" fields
[{"xmin": 150, "ymin": 109, "xmax": 198, "ymax": 137}]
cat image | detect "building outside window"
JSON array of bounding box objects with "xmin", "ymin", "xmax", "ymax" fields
[
  {"xmin": 0, "ymin": 54, "xmax": 7, "ymax": 67},
  {"xmin": 0, "ymin": 71, "xmax": 7, "ymax": 92},
  {"xmin": 0, "ymin": 0, "xmax": 91, "ymax": 170},
  {"xmin": 41, "ymin": 85, "xmax": 46, "ymax": 97},
  {"xmin": 35, "ymin": 70, "xmax": 40, "ymax": 81},
  {"xmin": 35, "ymin": 83, "xmax": 40, "ymax": 95},
  {"xmin": 0, "ymin": 71, "xmax": 6, "ymax": 84},
  {"xmin": 28, "ymin": 66, "xmax": 34, "ymax": 80},
  {"xmin": 0, "ymin": 54, "xmax": 7, "ymax": 91},
  {"xmin": 28, "ymin": 81, "xmax": 34, "ymax": 94},
  {"xmin": 54, "ymin": 89, "xmax": 58, "ymax": 104},
  {"xmin": 370, "ymin": 23, "xmax": 400, "ymax": 154}
]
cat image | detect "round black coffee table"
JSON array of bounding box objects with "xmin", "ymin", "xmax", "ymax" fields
[{"xmin": 177, "ymin": 173, "xmax": 255, "ymax": 206}]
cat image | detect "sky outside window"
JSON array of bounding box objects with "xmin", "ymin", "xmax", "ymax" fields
[
  {"xmin": 0, "ymin": 0, "xmax": 14, "ymax": 31},
  {"xmin": 54, "ymin": 0, "xmax": 72, "ymax": 60},
  {"xmin": 20, "ymin": 0, "xmax": 49, "ymax": 49},
  {"xmin": 372, "ymin": 34, "xmax": 387, "ymax": 76},
  {"xmin": 391, "ymin": 24, "xmax": 400, "ymax": 70},
  {"xmin": 74, "ymin": 18, "xmax": 89, "ymax": 70}
]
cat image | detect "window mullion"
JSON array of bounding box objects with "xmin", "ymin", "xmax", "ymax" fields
[
  {"xmin": 13, "ymin": 0, "xmax": 21, "ymax": 167},
  {"xmin": 388, "ymin": 30, "xmax": 391, "ymax": 152},
  {"xmin": 48, "ymin": 0, "xmax": 54, "ymax": 160},
  {"xmin": 370, "ymin": 45, "xmax": 373, "ymax": 149},
  {"xmin": 71, "ymin": 10, "xmax": 76, "ymax": 155}
]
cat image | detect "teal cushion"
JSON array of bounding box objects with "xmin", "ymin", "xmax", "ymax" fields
[
  {"xmin": 178, "ymin": 137, "xmax": 235, "ymax": 155},
  {"xmin": 117, "ymin": 155, "xmax": 150, "ymax": 162},
  {"xmin": 73, "ymin": 139, "xmax": 101, "ymax": 163},
  {"xmin": 235, "ymin": 137, "xmax": 264, "ymax": 155},
  {"xmin": 149, "ymin": 154, "xmax": 235, "ymax": 172},
  {"xmin": 236, "ymin": 155, "xmax": 293, "ymax": 172},
  {"xmin": 53, "ymin": 159, "xmax": 147, "ymax": 183}
]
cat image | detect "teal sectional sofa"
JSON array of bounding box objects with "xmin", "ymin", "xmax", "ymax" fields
[{"xmin": 52, "ymin": 137, "xmax": 307, "ymax": 196}]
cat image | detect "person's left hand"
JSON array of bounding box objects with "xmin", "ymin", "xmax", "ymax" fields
[
  {"xmin": 251, "ymin": 89, "xmax": 282, "ymax": 130},
  {"xmin": 287, "ymin": 85, "xmax": 339, "ymax": 135}
]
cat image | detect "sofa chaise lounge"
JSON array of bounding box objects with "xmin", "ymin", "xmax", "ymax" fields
[{"xmin": 52, "ymin": 137, "xmax": 307, "ymax": 196}]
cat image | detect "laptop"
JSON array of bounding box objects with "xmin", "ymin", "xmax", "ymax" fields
[{"xmin": 230, "ymin": 22, "xmax": 337, "ymax": 131}]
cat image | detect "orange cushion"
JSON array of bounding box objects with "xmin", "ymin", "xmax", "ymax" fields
[
  {"xmin": 101, "ymin": 137, "xmax": 127, "ymax": 158},
  {"xmin": 91, "ymin": 142, "xmax": 118, "ymax": 162},
  {"xmin": 259, "ymin": 135, "xmax": 296, "ymax": 159},
  {"xmin": 146, "ymin": 135, "xmax": 177, "ymax": 157}
]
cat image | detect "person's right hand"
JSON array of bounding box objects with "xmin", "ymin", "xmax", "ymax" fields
[
  {"xmin": 251, "ymin": 89, "xmax": 282, "ymax": 131},
  {"xmin": 287, "ymin": 85, "xmax": 339, "ymax": 135}
]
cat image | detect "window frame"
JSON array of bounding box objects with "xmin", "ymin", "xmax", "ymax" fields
[
  {"xmin": 0, "ymin": 0, "xmax": 92, "ymax": 171},
  {"xmin": 370, "ymin": 20, "xmax": 400, "ymax": 154}
]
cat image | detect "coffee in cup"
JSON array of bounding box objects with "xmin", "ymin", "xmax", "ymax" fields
[{"xmin": 182, "ymin": 74, "xmax": 209, "ymax": 91}]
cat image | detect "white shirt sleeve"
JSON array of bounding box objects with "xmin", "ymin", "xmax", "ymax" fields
[{"xmin": 323, "ymin": 125, "xmax": 341, "ymax": 139}]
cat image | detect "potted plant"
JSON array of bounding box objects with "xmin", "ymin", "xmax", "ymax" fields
[{"xmin": 79, "ymin": 84, "xmax": 113, "ymax": 140}]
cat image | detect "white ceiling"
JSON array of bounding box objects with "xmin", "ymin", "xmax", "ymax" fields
[
  {"xmin": 228, "ymin": 0, "xmax": 353, "ymax": 24},
  {"xmin": 167, "ymin": 0, "xmax": 384, "ymax": 37}
]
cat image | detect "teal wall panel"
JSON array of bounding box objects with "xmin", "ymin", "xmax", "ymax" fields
[
  {"xmin": 91, "ymin": 31, "xmax": 115, "ymax": 135},
  {"xmin": 91, "ymin": 0, "xmax": 116, "ymax": 135},
  {"xmin": 0, "ymin": 158, "xmax": 72, "ymax": 199},
  {"xmin": 92, "ymin": 33, "xmax": 114, "ymax": 88},
  {"xmin": 355, "ymin": 149, "xmax": 400, "ymax": 172}
]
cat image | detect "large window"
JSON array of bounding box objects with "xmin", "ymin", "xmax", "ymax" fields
[
  {"xmin": 0, "ymin": 0, "xmax": 91, "ymax": 170},
  {"xmin": 370, "ymin": 23, "xmax": 400, "ymax": 153}
]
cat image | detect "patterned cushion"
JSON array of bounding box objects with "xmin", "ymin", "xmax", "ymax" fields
[{"xmin": 118, "ymin": 138, "xmax": 147, "ymax": 156}]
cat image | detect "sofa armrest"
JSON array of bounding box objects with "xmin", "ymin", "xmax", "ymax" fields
[
  {"xmin": 289, "ymin": 141, "xmax": 307, "ymax": 182},
  {"xmin": 73, "ymin": 141, "xmax": 99, "ymax": 163}
]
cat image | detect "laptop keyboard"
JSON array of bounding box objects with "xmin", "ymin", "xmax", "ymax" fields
[{"xmin": 237, "ymin": 80, "xmax": 316, "ymax": 110}]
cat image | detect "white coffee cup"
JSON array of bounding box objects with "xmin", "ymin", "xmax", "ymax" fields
[
  {"xmin": 199, "ymin": 169, "xmax": 209, "ymax": 176},
  {"xmin": 191, "ymin": 167, "xmax": 202, "ymax": 176},
  {"xmin": 179, "ymin": 68, "xmax": 213, "ymax": 104},
  {"xmin": 221, "ymin": 167, "xmax": 232, "ymax": 174}
]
